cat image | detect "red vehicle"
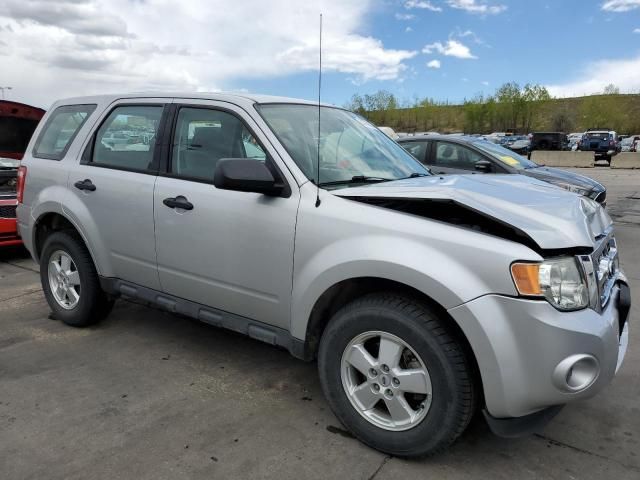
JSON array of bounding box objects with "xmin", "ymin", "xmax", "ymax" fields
[{"xmin": 0, "ymin": 100, "xmax": 45, "ymax": 246}]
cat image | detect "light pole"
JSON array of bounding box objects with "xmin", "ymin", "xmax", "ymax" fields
[{"xmin": 0, "ymin": 87, "xmax": 12, "ymax": 99}]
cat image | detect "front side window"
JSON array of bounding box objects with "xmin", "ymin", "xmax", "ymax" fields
[
  {"xmin": 171, "ymin": 107, "xmax": 267, "ymax": 181},
  {"xmin": 257, "ymin": 104, "xmax": 428, "ymax": 188},
  {"xmin": 33, "ymin": 104, "xmax": 96, "ymax": 160},
  {"xmin": 433, "ymin": 142, "xmax": 485, "ymax": 170},
  {"xmin": 92, "ymin": 105, "xmax": 163, "ymax": 171}
]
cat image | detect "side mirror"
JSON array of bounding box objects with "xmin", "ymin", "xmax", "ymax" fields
[
  {"xmin": 214, "ymin": 159, "xmax": 284, "ymax": 196},
  {"xmin": 474, "ymin": 160, "xmax": 493, "ymax": 172}
]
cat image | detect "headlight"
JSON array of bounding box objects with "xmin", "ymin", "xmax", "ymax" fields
[
  {"xmin": 555, "ymin": 182, "xmax": 590, "ymax": 197},
  {"xmin": 511, "ymin": 257, "xmax": 589, "ymax": 311}
]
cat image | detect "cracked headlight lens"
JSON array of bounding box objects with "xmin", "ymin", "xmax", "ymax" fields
[{"xmin": 511, "ymin": 257, "xmax": 589, "ymax": 311}]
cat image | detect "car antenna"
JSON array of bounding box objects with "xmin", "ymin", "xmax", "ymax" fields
[{"xmin": 315, "ymin": 13, "xmax": 323, "ymax": 208}]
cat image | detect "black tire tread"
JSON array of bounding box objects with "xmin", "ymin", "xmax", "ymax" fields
[
  {"xmin": 319, "ymin": 291, "xmax": 476, "ymax": 457},
  {"xmin": 40, "ymin": 230, "xmax": 113, "ymax": 327}
]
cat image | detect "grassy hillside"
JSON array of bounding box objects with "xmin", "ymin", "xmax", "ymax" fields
[{"xmin": 364, "ymin": 94, "xmax": 640, "ymax": 135}]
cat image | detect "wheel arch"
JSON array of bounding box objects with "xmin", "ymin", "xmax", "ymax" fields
[
  {"xmin": 32, "ymin": 210, "xmax": 103, "ymax": 276},
  {"xmin": 298, "ymin": 276, "xmax": 481, "ymax": 396}
]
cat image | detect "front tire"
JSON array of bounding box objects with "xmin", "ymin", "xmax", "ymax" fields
[
  {"xmin": 40, "ymin": 231, "xmax": 114, "ymax": 327},
  {"xmin": 318, "ymin": 293, "xmax": 476, "ymax": 457}
]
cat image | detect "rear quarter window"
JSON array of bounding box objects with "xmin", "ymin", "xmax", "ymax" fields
[{"xmin": 33, "ymin": 104, "xmax": 96, "ymax": 160}]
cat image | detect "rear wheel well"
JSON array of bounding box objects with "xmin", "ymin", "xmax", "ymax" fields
[
  {"xmin": 305, "ymin": 277, "xmax": 482, "ymax": 397},
  {"xmin": 34, "ymin": 213, "xmax": 81, "ymax": 262}
]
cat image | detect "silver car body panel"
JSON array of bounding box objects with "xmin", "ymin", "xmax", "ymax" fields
[
  {"xmin": 153, "ymin": 98, "xmax": 300, "ymax": 328},
  {"xmin": 17, "ymin": 92, "xmax": 629, "ymax": 422},
  {"xmin": 449, "ymin": 285, "xmax": 627, "ymax": 418},
  {"xmin": 332, "ymin": 174, "xmax": 612, "ymax": 250}
]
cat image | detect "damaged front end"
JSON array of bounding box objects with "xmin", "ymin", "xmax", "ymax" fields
[{"xmin": 333, "ymin": 174, "xmax": 612, "ymax": 255}]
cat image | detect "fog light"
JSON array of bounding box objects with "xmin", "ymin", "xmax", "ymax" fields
[{"xmin": 552, "ymin": 354, "xmax": 600, "ymax": 392}]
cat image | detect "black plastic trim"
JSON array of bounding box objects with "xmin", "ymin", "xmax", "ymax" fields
[
  {"xmin": 99, "ymin": 277, "xmax": 307, "ymax": 360},
  {"xmin": 484, "ymin": 405, "xmax": 564, "ymax": 438},
  {"xmin": 617, "ymin": 281, "xmax": 631, "ymax": 337}
]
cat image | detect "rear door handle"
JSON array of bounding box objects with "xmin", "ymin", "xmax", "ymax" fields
[
  {"xmin": 163, "ymin": 195, "xmax": 194, "ymax": 211},
  {"xmin": 74, "ymin": 179, "xmax": 96, "ymax": 191}
]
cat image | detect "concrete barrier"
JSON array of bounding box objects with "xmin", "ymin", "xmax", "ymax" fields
[
  {"xmin": 611, "ymin": 153, "xmax": 640, "ymax": 169},
  {"xmin": 530, "ymin": 151, "xmax": 595, "ymax": 168}
]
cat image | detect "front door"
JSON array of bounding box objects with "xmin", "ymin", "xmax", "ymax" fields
[{"xmin": 153, "ymin": 101, "xmax": 299, "ymax": 329}]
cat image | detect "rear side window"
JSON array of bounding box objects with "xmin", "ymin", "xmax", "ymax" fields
[
  {"xmin": 33, "ymin": 104, "xmax": 96, "ymax": 160},
  {"xmin": 91, "ymin": 105, "xmax": 163, "ymax": 172}
]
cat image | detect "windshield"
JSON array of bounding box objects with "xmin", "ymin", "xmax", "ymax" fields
[
  {"xmin": 472, "ymin": 140, "xmax": 538, "ymax": 170},
  {"xmin": 257, "ymin": 104, "xmax": 429, "ymax": 188}
]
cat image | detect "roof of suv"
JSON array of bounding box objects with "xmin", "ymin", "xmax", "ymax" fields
[{"xmin": 52, "ymin": 92, "xmax": 331, "ymax": 109}]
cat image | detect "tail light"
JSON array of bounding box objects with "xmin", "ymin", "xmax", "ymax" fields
[{"xmin": 17, "ymin": 165, "xmax": 27, "ymax": 204}]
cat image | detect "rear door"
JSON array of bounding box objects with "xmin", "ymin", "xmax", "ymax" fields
[
  {"xmin": 153, "ymin": 100, "xmax": 299, "ymax": 329},
  {"xmin": 66, "ymin": 100, "xmax": 169, "ymax": 289}
]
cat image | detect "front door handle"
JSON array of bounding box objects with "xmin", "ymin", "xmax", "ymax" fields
[
  {"xmin": 163, "ymin": 195, "xmax": 194, "ymax": 211},
  {"xmin": 74, "ymin": 179, "xmax": 96, "ymax": 191}
]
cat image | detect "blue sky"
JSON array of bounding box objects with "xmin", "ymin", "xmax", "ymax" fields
[
  {"xmin": 240, "ymin": 0, "xmax": 640, "ymax": 105},
  {"xmin": 1, "ymin": 0, "xmax": 639, "ymax": 109}
]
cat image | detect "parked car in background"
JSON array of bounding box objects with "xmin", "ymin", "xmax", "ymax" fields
[
  {"xmin": 398, "ymin": 135, "xmax": 606, "ymax": 204},
  {"xmin": 529, "ymin": 132, "xmax": 568, "ymax": 156},
  {"xmin": 0, "ymin": 100, "xmax": 45, "ymax": 247},
  {"xmin": 579, "ymin": 129, "xmax": 618, "ymax": 164},
  {"xmin": 504, "ymin": 135, "xmax": 530, "ymax": 155},
  {"xmin": 378, "ymin": 126, "xmax": 399, "ymax": 140},
  {"xmin": 620, "ymin": 136, "xmax": 635, "ymax": 152},
  {"xmin": 622, "ymin": 134, "xmax": 640, "ymax": 152},
  {"xmin": 17, "ymin": 93, "xmax": 629, "ymax": 457},
  {"xmin": 567, "ymin": 132, "xmax": 584, "ymax": 151}
]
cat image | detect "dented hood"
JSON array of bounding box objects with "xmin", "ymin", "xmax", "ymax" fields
[{"xmin": 332, "ymin": 174, "xmax": 612, "ymax": 250}]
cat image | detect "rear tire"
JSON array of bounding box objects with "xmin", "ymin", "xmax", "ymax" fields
[
  {"xmin": 318, "ymin": 293, "xmax": 476, "ymax": 457},
  {"xmin": 40, "ymin": 231, "xmax": 114, "ymax": 327}
]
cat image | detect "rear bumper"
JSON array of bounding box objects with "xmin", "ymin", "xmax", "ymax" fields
[
  {"xmin": 448, "ymin": 281, "xmax": 630, "ymax": 420},
  {"xmin": 0, "ymin": 199, "xmax": 21, "ymax": 246},
  {"xmin": 0, "ymin": 218, "xmax": 21, "ymax": 246}
]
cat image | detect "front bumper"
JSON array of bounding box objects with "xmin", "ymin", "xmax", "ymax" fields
[{"xmin": 448, "ymin": 281, "xmax": 630, "ymax": 420}]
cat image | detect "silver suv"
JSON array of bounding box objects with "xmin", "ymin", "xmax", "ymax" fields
[{"xmin": 17, "ymin": 93, "xmax": 630, "ymax": 456}]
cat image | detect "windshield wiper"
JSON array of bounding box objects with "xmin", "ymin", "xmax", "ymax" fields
[{"xmin": 318, "ymin": 175, "xmax": 393, "ymax": 187}]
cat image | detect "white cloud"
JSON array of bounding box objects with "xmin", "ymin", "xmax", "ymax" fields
[
  {"xmin": 405, "ymin": 26, "xmax": 414, "ymax": 32},
  {"xmin": 395, "ymin": 13, "xmax": 416, "ymax": 20},
  {"xmin": 481, "ymin": 80, "xmax": 489, "ymax": 86},
  {"xmin": 634, "ymin": 27, "xmax": 640, "ymax": 33},
  {"xmin": 427, "ymin": 59, "xmax": 441, "ymax": 68},
  {"xmin": 422, "ymin": 39, "xmax": 477, "ymax": 59},
  {"xmin": 446, "ymin": 0, "xmax": 507, "ymax": 14},
  {"xmin": 547, "ymin": 55, "xmax": 640, "ymax": 97},
  {"xmin": 601, "ymin": 1, "xmax": 640, "ymax": 12},
  {"xmin": 0, "ymin": 0, "xmax": 417, "ymax": 108},
  {"xmin": 405, "ymin": 1, "xmax": 442, "ymax": 11}
]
